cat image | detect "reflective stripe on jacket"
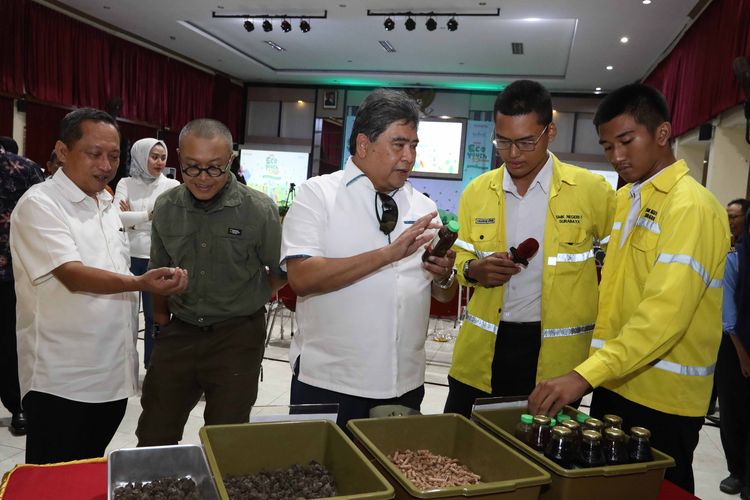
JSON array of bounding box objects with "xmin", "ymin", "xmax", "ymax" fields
[
  {"xmin": 449, "ymin": 154, "xmax": 616, "ymax": 393},
  {"xmin": 575, "ymin": 160, "xmax": 730, "ymax": 417}
]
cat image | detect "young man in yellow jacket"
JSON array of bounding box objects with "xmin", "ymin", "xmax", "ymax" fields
[
  {"xmin": 444, "ymin": 80, "xmax": 616, "ymax": 417},
  {"xmin": 529, "ymin": 83, "xmax": 730, "ymax": 493}
]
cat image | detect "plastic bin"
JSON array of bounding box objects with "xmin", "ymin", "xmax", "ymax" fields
[
  {"xmin": 107, "ymin": 444, "xmax": 219, "ymax": 499},
  {"xmin": 347, "ymin": 413, "xmax": 551, "ymax": 499},
  {"xmin": 199, "ymin": 419, "xmax": 394, "ymax": 499},
  {"xmin": 472, "ymin": 406, "xmax": 675, "ymax": 500}
]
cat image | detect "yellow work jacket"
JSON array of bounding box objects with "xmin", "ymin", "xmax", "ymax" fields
[
  {"xmin": 575, "ymin": 160, "xmax": 730, "ymax": 417},
  {"xmin": 450, "ymin": 154, "xmax": 616, "ymax": 393}
]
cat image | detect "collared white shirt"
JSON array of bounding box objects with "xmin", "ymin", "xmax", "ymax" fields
[
  {"xmin": 501, "ymin": 154, "xmax": 553, "ymax": 323},
  {"xmin": 10, "ymin": 169, "xmax": 138, "ymax": 403},
  {"xmin": 280, "ymin": 158, "xmax": 439, "ymax": 399},
  {"xmin": 620, "ymin": 169, "xmax": 667, "ymax": 247},
  {"xmin": 113, "ymin": 174, "xmax": 179, "ymax": 258}
]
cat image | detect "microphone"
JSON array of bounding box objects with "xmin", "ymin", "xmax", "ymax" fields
[{"xmin": 509, "ymin": 238, "xmax": 539, "ymax": 266}]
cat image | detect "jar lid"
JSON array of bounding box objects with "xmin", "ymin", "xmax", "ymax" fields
[
  {"xmin": 582, "ymin": 429, "xmax": 602, "ymax": 441},
  {"xmin": 521, "ymin": 413, "xmax": 534, "ymax": 424},
  {"xmin": 630, "ymin": 426, "xmax": 651, "ymax": 439},
  {"xmin": 552, "ymin": 426, "xmax": 573, "ymax": 437},
  {"xmin": 604, "ymin": 427, "xmax": 626, "ymax": 439},
  {"xmin": 533, "ymin": 415, "xmax": 551, "ymax": 425}
]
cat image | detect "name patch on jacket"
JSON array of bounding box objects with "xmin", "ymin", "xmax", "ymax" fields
[
  {"xmin": 475, "ymin": 217, "xmax": 495, "ymax": 224},
  {"xmin": 643, "ymin": 208, "xmax": 658, "ymax": 221},
  {"xmin": 556, "ymin": 214, "xmax": 582, "ymax": 224},
  {"xmin": 227, "ymin": 227, "xmax": 242, "ymax": 236}
]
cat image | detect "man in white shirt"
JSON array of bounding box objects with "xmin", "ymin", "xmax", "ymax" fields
[
  {"xmin": 10, "ymin": 108, "xmax": 188, "ymax": 464},
  {"xmin": 281, "ymin": 89, "xmax": 457, "ymax": 428}
]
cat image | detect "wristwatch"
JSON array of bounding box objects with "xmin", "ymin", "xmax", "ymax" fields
[
  {"xmin": 434, "ymin": 268, "xmax": 457, "ymax": 289},
  {"xmin": 463, "ymin": 259, "xmax": 478, "ymax": 283}
]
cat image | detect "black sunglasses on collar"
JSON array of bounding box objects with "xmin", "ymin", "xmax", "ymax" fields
[{"xmin": 375, "ymin": 192, "xmax": 398, "ymax": 236}]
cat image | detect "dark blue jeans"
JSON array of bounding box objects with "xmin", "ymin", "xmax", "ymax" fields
[{"xmin": 130, "ymin": 257, "xmax": 153, "ymax": 368}]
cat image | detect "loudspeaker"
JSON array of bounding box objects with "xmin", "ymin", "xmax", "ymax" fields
[
  {"xmin": 15, "ymin": 99, "xmax": 27, "ymax": 112},
  {"xmin": 698, "ymin": 123, "xmax": 713, "ymax": 141}
]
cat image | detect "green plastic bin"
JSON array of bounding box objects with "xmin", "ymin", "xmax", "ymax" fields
[
  {"xmin": 347, "ymin": 413, "xmax": 551, "ymax": 499},
  {"xmin": 472, "ymin": 406, "xmax": 675, "ymax": 500},
  {"xmin": 199, "ymin": 420, "xmax": 395, "ymax": 500}
]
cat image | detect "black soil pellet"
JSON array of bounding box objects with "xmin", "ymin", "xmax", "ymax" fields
[
  {"xmin": 113, "ymin": 476, "xmax": 200, "ymax": 499},
  {"xmin": 223, "ymin": 461, "xmax": 337, "ymax": 499}
]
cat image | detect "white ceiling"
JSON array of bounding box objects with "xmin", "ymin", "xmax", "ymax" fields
[{"xmin": 48, "ymin": 0, "xmax": 708, "ymax": 93}]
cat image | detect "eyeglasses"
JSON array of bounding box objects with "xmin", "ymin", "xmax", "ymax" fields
[
  {"xmin": 375, "ymin": 192, "xmax": 398, "ymax": 236},
  {"xmin": 181, "ymin": 161, "xmax": 231, "ymax": 178},
  {"xmin": 492, "ymin": 124, "xmax": 549, "ymax": 151}
]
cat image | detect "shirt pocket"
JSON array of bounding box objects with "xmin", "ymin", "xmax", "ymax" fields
[
  {"xmin": 470, "ymin": 223, "xmax": 500, "ymax": 256},
  {"xmin": 208, "ymin": 224, "xmax": 257, "ymax": 270},
  {"xmin": 554, "ymin": 225, "xmax": 593, "ymax": 272},
  {"xmin": 629, "ymin": 224, "xmax": 659, "ymax": 285}
]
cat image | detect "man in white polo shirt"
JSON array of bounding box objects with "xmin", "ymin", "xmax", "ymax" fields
[
  {"xmin": 281, "ymin": 89, "xmax": 457, "ymax": 428},
  {"xmin": 10, "ymin": 108, "xmax": 188, "ymax": 464}
]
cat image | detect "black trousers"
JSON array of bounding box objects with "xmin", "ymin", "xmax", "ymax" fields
[
  {"xmin": 717, "ymin": 334, "xmax": 750, "ymax": 483},
  {"xmin": 590, "ymin": 387, "xmax": 703, "ymax": 494},
  {"xmin": 0, "ymin": 281, "xmax": 21, "ymax": 415},
  {"xmin": 290, "ymin": 358, "xmax": 425, "ymax": 431},
  {"xmin": 23, "ymin": 391, "xmax": 127, "ymax": 464},
  {"xmin": 444, "ymin": 321, "xmax": 541, "ymax": 418}
]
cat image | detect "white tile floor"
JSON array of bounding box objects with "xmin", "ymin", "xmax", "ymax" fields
[{"xmin": 0, "ymin": 312, "xmax": 734, "ymax": 499}]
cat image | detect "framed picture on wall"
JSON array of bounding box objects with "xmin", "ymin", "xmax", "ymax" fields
[{"xmin": 323, "ymin": 90, "xmax": 337, "ymax": 109}]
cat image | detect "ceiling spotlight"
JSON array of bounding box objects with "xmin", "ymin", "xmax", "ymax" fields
[
  {"xmin": 606, "ymin": 65, "xmax": 613, "ymax": 70},
  {"xmin": 243, "ymin": 20, "xmax": 254, "ymax": 32},
  {"xmin": 262, "ymin": 19, "xmax": 273, "ymax": 32},
  {"xmin": 620, "ymin": 36, "xmax": 629, "ymax": 43},
  {"xmin": 281, "ymin": 19, "xmax": 292, "ymax": 32},
  {"xmin": 446, "ymin": 17, "xmax": 458, "ymax": 31},
  {"xmin": 595, "ymin": 87, "xmax": 602, "ymax": 91},
  {"xmin": 405, "ymin": 17, "xmax": 416, "ymax": 31},
  {"xmin": 425, "ymin": 17, "xmax": 437, "ymax": 31},
  {"xmin": 642, "ymin": 0, "xmax": 651, "ymax": 4},
  {"xmin": 300, "ymin": 19, "xmax": 311, "ymax": 32},
  {"xmin": 384, "ymin": 17, "xmax": 395, "ymax": 31}
]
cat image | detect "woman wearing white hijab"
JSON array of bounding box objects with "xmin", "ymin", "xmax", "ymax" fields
[{"xmin": 114, "ymin": 138, "xmax": 179, "ymax": 369}]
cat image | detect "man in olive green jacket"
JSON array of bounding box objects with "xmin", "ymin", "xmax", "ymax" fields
[{"xmin": 136, "ymin": 118, "xmax": 285, "ymax": 446}]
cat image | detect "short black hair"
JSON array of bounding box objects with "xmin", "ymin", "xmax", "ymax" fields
[
  {"xmin": 593, "ymin": 83, "xmax": 671, "ymax": 133},
  {"xmin": 348, "ymin": 89, "xmax": 421, "ymax": 156},
  {"xmin": 60, "ymin": 108, "xmax": 120, "ymax": 148},
  {"xmin": 729, "ymin": 198, "xmax": 750, "ymax": 214},
  {"xmin": 493, "ymin": 80, "xmax": 552, "ymax": 125},
  {"xmin": 0, "ymin": 136, "xmax": 18, "ymax": 154}
]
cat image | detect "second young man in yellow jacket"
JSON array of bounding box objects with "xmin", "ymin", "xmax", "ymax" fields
[
  {"xmin": 444, "ymin": 80, "xmax": 616, "ymax": 416},
  {"xmin": 529, "ymin": 84, "xmax": 730, "ymax": 493}
]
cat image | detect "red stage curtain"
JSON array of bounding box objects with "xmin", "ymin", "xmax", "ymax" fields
[
  {"xmin": 0, "ymin": 0, "xmax": 26, "ymax": 96},
  {"xmin": 211, "ymin": 76, "xmax": 245, "ymax": 140},
  {"xmin": 644, "ymin": 0, "xmax": 750, "ymax": 137},
  {"xmin": 0, "ymin": 97, "xmax": 14, "ymax": 138},
  {"xmin": 110, "ymin": 38, "xmax": 170, "ymax": 126},
  {"xmin": 168, "ymin": 61, "xmax": 214, "ymax": 132},
  {"xmin": 24, "ymin": 102, "xmax": 70, "ymax": 167},
  {"xmin": 25, "ymin": 3, "xmax": 110, "ymax": 109}
]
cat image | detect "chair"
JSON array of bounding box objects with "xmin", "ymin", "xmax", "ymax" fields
[
  {"xmin": 427, "ymin": 284, "xmax": 471, "ymax": 341},
  {"xmin": 265, "ymin": 284, "xmax": 298, "ymax": 346}
]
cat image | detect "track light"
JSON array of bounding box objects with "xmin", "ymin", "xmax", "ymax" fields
[
  {"xmin": 384, "ymin": 17, "xmax": 395, "ymax": 31},
  {"xmin": 299, "ymin": 19, "xmax": 311, "ymax": 32},
  {"xmin": 446, "ymin": 17, "xmax": 458, "ymax": 31},
  {"xmin": 281, "ymin": 19, "xmax": 292, "ymax": 32},
  {"xmin": 405, "ymin": 17, "xmax": 416, "ymax": 31},
  {"xmin": 425, "ymin": 17, "xmax": 437, "ymax": 31},
  {"xmin": 262, "ymin": 19, "xmax": 273, "ymax": 32},
  {"xmin": 243, "ymin": 20, "xmax": 254, "ymax": 32}
]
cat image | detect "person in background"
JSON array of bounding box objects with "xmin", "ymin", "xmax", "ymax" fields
[
  {"xmin": 528, "ymin": 83, "xmax": 729, "ymax": 493},
  {"xmin": 281, "ymin": 89, "xmax": 457, "ymax": 429},
  {"xmin": 0, "ymin": 136, "xmax": 19, "ymax": 155},
  {"xmin": 114, "ymin": 138, "xmax": 180, "ymax": 369},
  {"xmin": 444, "ymin": 80, "xmax": 615, "ymax": 417},
  {"xmin": 45, "ymin": 150, "xmax": 62, "ymax": 178},
  {"xmin": 0, "ymin": 143, "xmax": 45, "ymax": 436},
  {"xmin": 716, "ymin": 199, "xmax": 750, "ymax": 497},
  {"xmin": 135, "ymin": 119, "xmax": 284, "ymax": 446},
  {"xmin": 10, "ymin": 108, "xmax": 187, "ymax": 464}
]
